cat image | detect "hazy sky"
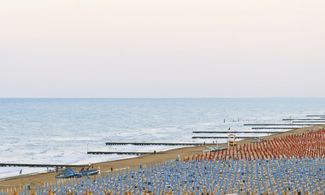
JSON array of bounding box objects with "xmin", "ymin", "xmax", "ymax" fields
[{"xmin": 0, "ymin": 0, "xmax": 324, "ymax": 97}]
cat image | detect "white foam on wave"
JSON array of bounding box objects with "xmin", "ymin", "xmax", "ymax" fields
[
  {"xmin": 1, "ymin": 98, "xmax": 324, "ymax": 179},
  {"xmin": 0, "ymin": 167, "xmax": 53, "ymax": 180}
]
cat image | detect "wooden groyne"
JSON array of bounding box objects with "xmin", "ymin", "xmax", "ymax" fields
[
  {"xmin": 306, "ymin": 115, "xmax": 325, "ymax": 117},
  {"xmin": 192, "ymin": 131, "xmax": 286, "ymax": 134},
  {"xmin": 0, "ymin": 163, "xmax": 86, "ymax": 168},
  {"xmin": 292, "ymin": 121, "xmax": 325, "ymax": 124},
  {"xmin": 243, "ymin": 123, "xmax": 314, "ymax": 126},
  {"xmin": 192, "ymin": 136, "xmax": 262, "ymax": 139},
  {"xmin": 105, "ymin": 142, "xmax": 205, "ymax": 146},
  {"xmin": 251, "ymin": 127, "xmax": 294, "ymax": 130},
  {"xmin": 87, "ymin": 151, "xmax": 163, "ymax": 155},
  {"xmin": 283, "ymin": 118, "xmax": 325, "ymax": 121}
]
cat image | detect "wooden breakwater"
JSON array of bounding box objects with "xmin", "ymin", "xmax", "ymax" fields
[
  {"xmin": 87, "ymin": 151, "xmax": 163, "ymax": 155},
  {"xmin": 0, "ymin": 163, "xmax": 86, "ymax": 168},
  {"xmin": 292, "ymin": 121, "xmax": 325, "ymax": 123},
  {"xmin": 192, "ymin": 130, "xmax": 286, "ymax": 134},
  {"xmin": 283, "ymin": 118, "xmax": 325, "ymax": 121},
  {"xmin": 251, "ymin": 127, "xmax": 295, "ymax": 129},
  {"xmin": 192, "ymin": 136, "xmax": 261, "ymax": 139},
  {"xmin": 105, "ymin": 142, "xmax": 205, "ymax": 146},
  {"xmin": 306, "ymin": 115, "xmax": 325, "ymax": 117},
  {"xmin": 243, "ymin": 123, "xmax": 321, "ymax": 126}
]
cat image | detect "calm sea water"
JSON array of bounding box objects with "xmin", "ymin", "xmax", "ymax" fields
[{"xmin": 0, "ymin": 98, "xmax": 324, "ymax": 177}]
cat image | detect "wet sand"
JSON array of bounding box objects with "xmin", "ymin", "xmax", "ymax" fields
[{"xmin": 0, "ymin": 125, "xmax": 324, "ymax": 191}]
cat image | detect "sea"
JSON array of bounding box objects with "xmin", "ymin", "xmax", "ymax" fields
[{"xmin": 0, "ymin": 98, "xmax": 325, "ymax": 178}]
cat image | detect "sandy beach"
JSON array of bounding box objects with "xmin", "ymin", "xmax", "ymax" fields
[
  {"xmin": 0, "ymin": 125, "xmax": 324, "ymax": 191},
  {"xmin": 2, "ymin": 0, "xmax": 325, "ymax": 193}
]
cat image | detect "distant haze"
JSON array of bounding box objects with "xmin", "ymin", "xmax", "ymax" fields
[{"xmin": 0, "ymin": 0, "xmax": 324, "ymax": 97}]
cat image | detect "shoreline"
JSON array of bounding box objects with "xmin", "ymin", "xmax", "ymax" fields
[{"xmin": 0, "ymin": 125, "xmax": 324, "ymax": 190}]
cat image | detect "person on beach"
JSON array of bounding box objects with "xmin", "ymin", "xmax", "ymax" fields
[
  {"xmin": 176, "ymin": 154, "xmax": 181, "ymax": 161},
  {"xmin": 19, "ymin": 169, "xmax": 22, "ymax": 175}
]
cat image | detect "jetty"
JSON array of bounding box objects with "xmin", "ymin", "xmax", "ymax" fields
[
  {"xmin": 243, "ymin": 123, "xmax": 317, "ymax": 126},
  {"xmin": 192, "ymin": 136, "xmax": 262, "ymax": 139},
  {"xmin": 292, "ymin": 121, "xmax": 325, "ymax": 124},
  {"xmin": 87, "ymin": 151, "xmax": 163, "ymax": 155},
  {"xmin": 283, "ymin": 118, "xmax": 325, "ymax": 121},
  {"xmin": 105, "ymin": 142, "xmax": 205, "ymax": 146},
  {"xmin": 192, "ymin": 130, "xmax": 286, "ymax": 134},
  {"xmin": 251, "ymin": 127, "xmax": 294, "ymax": 130},
  {"xmin": 0, "ymin": 163, "xmax": 86, "ymax": 168},
  {"xmin": 306, "ymin": 115, "xmax": 325, "ymax": 117}
]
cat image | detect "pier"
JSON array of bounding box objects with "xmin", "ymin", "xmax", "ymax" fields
[
  {"xmin": 292, "ymin": 121, "xmax": 325, "ymax": 124},
  {"xmin": 306, "ymin": 115, "xmax": 325, "ymax": 117},
  {"xmin": 192, "ymin": 136, "xmax": 262, "ymax": 139},
  {"xmin": 192, "ymin": 131, "xmax": 286, "ymax": 134},
  {"xmin": 87, "ymin": 151, "xmax": 163, "ymax": 155},
  {"xmin": 243, "ymin": 123, "xmax": 315, "ymax": 126},
  {"xmin": 0, "ymin": 163, "xmax": 86, "ymax": 168},
  {"xmin": 283, "ymin": 118, "xmax": 325, "ymax": 121},
  {"xmin": 105, "ymin": 142, "xmax": 205, "ymax": 146},
  {"xmin": 251, "ymin": 127, "xmax": 294, "ymax": 130}
]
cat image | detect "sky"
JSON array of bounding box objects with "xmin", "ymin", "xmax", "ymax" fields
[{"xmin": 0, "ymin": 0, "xmax": 324, "ymax": 98}]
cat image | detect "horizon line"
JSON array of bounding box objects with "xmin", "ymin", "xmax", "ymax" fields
[{"xmin": 1, "ymin": 97, "xmax": 325, "ymax": 99}]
